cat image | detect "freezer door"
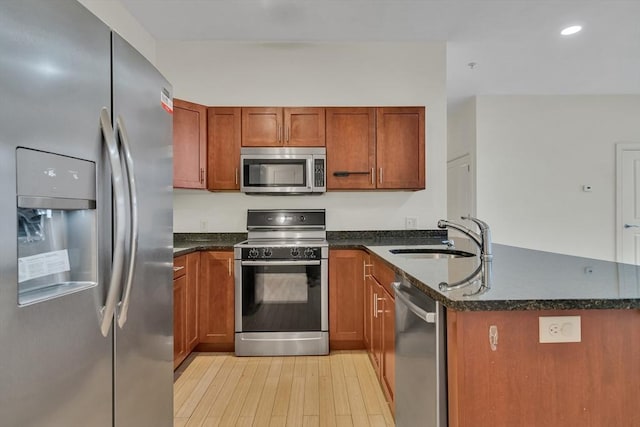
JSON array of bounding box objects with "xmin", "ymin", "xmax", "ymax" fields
[
  {"xmin": 0, "ymin": 1, "xmax": 112, "ymax": 426},
  {"xmin": 112, "ymin": 33, "xmax": 174, "ymax": 427}
]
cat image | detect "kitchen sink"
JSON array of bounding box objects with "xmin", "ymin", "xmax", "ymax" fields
[{"xmin": 389, "ymin": 248, "xmax": 475, "ymax": 259}]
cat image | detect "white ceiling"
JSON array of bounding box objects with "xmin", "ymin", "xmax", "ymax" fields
[{"xmin": 119, "ymin": 0, "xmax": 640, "ymax": 107}]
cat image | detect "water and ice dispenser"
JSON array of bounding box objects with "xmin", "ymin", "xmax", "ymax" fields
[{"xmin": 16, "ymin": 148, "xmax": 98, "ymax": 305}]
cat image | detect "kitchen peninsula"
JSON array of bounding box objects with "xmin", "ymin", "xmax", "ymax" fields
[{"xmin": 174, "ymin": 231, "xmax": 640, "ymax": 427}]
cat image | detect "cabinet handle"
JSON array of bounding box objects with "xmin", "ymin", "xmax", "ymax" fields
[
  {"xmin": 373, "ymin": 293, "xmax": 378, "ymax": 318},
  {"xmin": 286, "ymin": 127, "xmax": 290, "ymax": 144},
  {"xmin": 489, "ymin": 325, "xmax": 498, "ymax": 351},
  {"xmin": 363, "ymin": 261, "xmax": 373, "ymax": 280},
  {"xmin": 200, "ymin": 167, "xmax": 205, "ymax": 183},
  {"xmin": 278, "ymin": 125, "xmax": 282, "ymax": 144},
  {"xmin": 235, "ymin": 168, "xmax": 238, "ymax": 185},
  {"xmin": 228, "ymin": 258, "xmax": 232, "ymax": 277},
  {"xmin": 378, "ymin": 167, "xmax": 383, "ymax": 184},
  {"xmin": 173, "ymin": 266, "xmax": 185, "ymax": 272},
  {"xmin": 371, "ymin": 168, "xmax": 374, "ymax": 185}
]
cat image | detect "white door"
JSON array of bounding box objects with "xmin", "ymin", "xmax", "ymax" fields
[
  {"xmin": 447, "ymin": 154, "xmax": 474, "ymax": 220},
  {"xmin": 617, "ymin": 143, "xmax": 640, "ymax": 264}
]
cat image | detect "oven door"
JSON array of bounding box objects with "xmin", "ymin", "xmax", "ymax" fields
[
  {"xmin": 236, "ymin": 259, "xmax": 327, "ymax": 333},
  {"xmin": 240, "ymin": 155, "xmax": 313, "ymax": 194}
]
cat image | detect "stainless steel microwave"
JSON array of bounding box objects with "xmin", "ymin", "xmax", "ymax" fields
[{"xmin": 240, "ymin": 147, "xmax": 326, "ymax": 194}]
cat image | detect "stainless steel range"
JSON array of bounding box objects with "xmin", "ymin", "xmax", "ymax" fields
[{"xmin": 234, "ymin": 209, "xmax": 329, "ymax": 356}]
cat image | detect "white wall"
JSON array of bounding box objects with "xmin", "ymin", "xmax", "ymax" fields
[
  {"xmin": 158, "ymin": 42, "xmax": 448, "ymax": 232},
  {"xmin": 474, "ymin": 95, "xmax": 640, "ymax": 261},
  {"xmin": 77, "ymin": 0, "xmax": 156, "ymax": 64}
]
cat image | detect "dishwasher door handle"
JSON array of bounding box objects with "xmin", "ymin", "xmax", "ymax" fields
[{"xmin": 392, "ymin": 282, "xmax": 436, "ymax": 323}]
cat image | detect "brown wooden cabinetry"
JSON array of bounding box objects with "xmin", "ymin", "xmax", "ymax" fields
[
  {"xmin": 198, "ymin": 251, "xmax": 235, "ymax": 351},
  {"xmin": 173, "ymin": 253, "xmax": 200, "ymax": 369},
  {"xmin": 207, "ymin": 107, "xmax": 241, "ymax": 190},
  {"xmin": 326, "ymin": 108, "xmax": 376, "ymax": 190},
  {"xmin": 173, "ymin": 99, "xmax": 207, "ymax": 189},
  {"xmin": 447, "ymin": 309, "xmax": 640, "ymax": 427},
  {"xmin": 364, "ymin": 253, "xmax": 396, "ymax": 412},
  {"xmin": 376, "ymin": 107, "xmax": 425, "ymax": 190},
  {"xmin": 329, "ymin": 250, "xmax": 365, "ymax": 349},
  {"xmin": 326, "ymin": 106, "xmax": 425, "ymax": 191},
  {"xmin": 242, "ymin": 107, "xmax": 325, "ymax": 147}
]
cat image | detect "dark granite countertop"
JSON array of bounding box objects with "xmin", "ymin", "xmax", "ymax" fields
[
  {"xmin": 367, "ymin": 241, "xmax": 640, "ymax": 311},
  {"xmin": 173, "ymin": 231, "xmax": 640, "ymax": 311}
]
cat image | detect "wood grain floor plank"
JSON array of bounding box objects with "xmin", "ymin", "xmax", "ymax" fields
[
  {"xmin": 176, "ymin": 354, "xmax": 226, "ymax": 418},
  {"xmin": 285, "ymin": 375, "xmax": 305, "ymax": 427},
  {"xmin": 329, "ymin": 353, "xmax": 351, "ymax": 416},
  {"xmin": 271, "ymin": 357, "xmax": 295, "ymax": 416},
  {"xmin": 174, "ymin": 351, "xmax": 394, "ymax": 427}
]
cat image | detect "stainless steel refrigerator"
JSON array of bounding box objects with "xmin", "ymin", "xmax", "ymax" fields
[{"xmin": 0, "ymin": 1, "xmax": 174, "ymax": 426}]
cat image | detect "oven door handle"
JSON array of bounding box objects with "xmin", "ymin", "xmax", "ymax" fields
[{"xmin": 241, "ymin": 260, "xmax": 322, "ymax": 266}]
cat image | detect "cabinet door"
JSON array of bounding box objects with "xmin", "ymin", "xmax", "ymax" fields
[
  {"xmin": 329, "ymin": 250, "xmax": 365, "ymax": 349},
  {"xmin": 207, "ymin": 107, "xmax": 241, "ymax": 190},
  {"xmin": 326, "ymin": 108, "xmax": 376, "ymax": 189},
  {"xmin": 173, "ymin": 276, "xmax": 187, "ymax": 369},
  {"xmin": 185, "ymin": 252, "xmax": 200, "ymax": 352},
  {"xmin": 381, "ymin": 289, "xmax": 395, "ymax": 407},
  {"xmin": 241, "ymin": 107, "xmax": 282, "ymax": 146},
  {"xmin": 376, "ymin": 107, "xmax": 425, "ymax": 189},
  {"xmin": 284, "ymin": 107, "xmax": 325, "ymax": 147},
  {"xmin": 199, "ymin": 251, "xmax": 235, "ymax": 350},
  {"xmin": 173, "ymin": 99, "xmax": 207, "ymax": 189}
]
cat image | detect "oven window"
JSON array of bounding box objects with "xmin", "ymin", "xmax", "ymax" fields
[
  {"xmin": 241, "ymin": 264, "xmax": 321, "ymax": 332},
  {"xmin": 244, "ymin": 159, "xmax": 307, "ymax": 187}
]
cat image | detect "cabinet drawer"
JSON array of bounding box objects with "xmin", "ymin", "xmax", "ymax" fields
[
  {"xmin": 372, "ymin": 255, "xmax": 395, "ymax": 298},
  {"xmin": 173, "ymin": 255, "xmax": 187, "ymax": 279}
]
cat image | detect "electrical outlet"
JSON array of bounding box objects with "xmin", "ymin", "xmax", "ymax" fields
[
  {"xmin": 200, "ymin": 220, "xmax": 208, "ymax": 232},
  {"xmin": 539, "ymin": 316, "xmax": 581, "ymax": 343},
  {"xmin": 405, "ymin": 216, "xmax": 418, "ymax": 230}
]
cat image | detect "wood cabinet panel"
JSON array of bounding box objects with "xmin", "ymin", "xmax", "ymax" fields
[
  {"xmin": 329, "ymin": 250, "xmax": 365, "ymax": 349},
  {"xmin": 173, "ymin": 99, "xmax": 207, "ymax": 189},
  {"xmin": 185, "ymin": 252, "xmax": 200, "ymax": 352},
  {"xmin": 326, "ymin": 107, "xmax": 376, "ymax": 189},
  {"xmin": 207, "ymin": 107, "xmax": 241, "ymax": 190},
  {"xmin": 198, "ymin": 251, "xmax": 235, "ymax": 351},
  {"xmin": 376, "ymin": 107, "xmax": 425, "ymax": 190},
  {"xmin": 447, "ymin": 309, "xmax": 640, "ymax": 427},
  {"xmin": 242, "ymin": 107, "xmax": 325, "ymax": 147},
  {"xmin": 173, "ymin": 275, "xmax": 187, "ymax": 369},
  {"xmin": 285, "ymin": 107, "xmax": 325, "ymax": 147},
  {"xmin": 381, "ymin": 289, "xmax": 395, "ymax": 409},
  {"xmin": 241, "ymin": 107, "xmax": 282, "ymax": 147}
]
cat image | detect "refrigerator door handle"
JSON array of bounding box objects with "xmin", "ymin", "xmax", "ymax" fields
[
  {"xmin": 99, "ymin": 108, "xmax": 127, "ymax": 337},
  {"xmin": 115, "ymin": 115, "xmax": 139, "ymax": 329}
]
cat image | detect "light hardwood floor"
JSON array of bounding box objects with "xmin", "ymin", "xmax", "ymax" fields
[{"xmin": 174, "ymin": 350, "xmax": 395, "ymax": 427}]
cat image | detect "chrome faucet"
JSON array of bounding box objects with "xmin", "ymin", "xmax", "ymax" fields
[{"xmin": 437, "ymin": 216, "xmax": 493, "ymax": 295}]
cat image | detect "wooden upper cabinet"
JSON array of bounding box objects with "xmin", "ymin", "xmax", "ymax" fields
[
  {"xmin": 241, "ymin": 107, "xmax": 282, "ymax": 147},
  {"xmin": 207, "ymin": 107, "xmax": 241, "ymax": 190},
  {"xmin": 285, "ymin": 107, "xmax": 325, "ymax": 146},
  {"xmin": 242, "ymin": 107, "xmax": 325, "ymax": 147},
  {"xmin": 376, "ymin": 107, "xmax": 425, "ymax": 190},
  {"xmin": 326, "ymin": 108, "xmax": 376, "ymax": 190},
  {"xmin": 173, "ymin": 99, "xmax": 207, "ymax": 189}
]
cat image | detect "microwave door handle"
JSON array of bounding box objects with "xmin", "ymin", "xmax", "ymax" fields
[{"xmin": 307, "ymin": 158, "xmax": 314, "ymax": 191}]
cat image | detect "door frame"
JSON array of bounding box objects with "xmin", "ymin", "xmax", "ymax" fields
[
  {"xmin": 447, "ymin": 153, "xmax": 476, "ymax": 219},
  {"xmin": 615, "ymin": 142, "xmax": 640, "ymax": 263}
]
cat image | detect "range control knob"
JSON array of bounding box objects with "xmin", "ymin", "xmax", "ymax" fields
[
  {"xmin": 263, "ymin": 248, "xmax": 273, "ymax": 258},
  {"xmin": 248, "ymin": 248, "xmax": 259, "ymax": 258},
  {"xmin": 291, "ymin": 247, "xmax": 300, "ymax": 257},
  {"xmin": 299, "ymin": 215, "xmax": 306, "ymax": 222},
  {"xmin": 304, "ymin": 247, "xmax": 316, "ymax": 258}
]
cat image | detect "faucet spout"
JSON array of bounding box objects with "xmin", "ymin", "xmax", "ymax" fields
[{"xmin": 437, "ymin": 216, "xmax": 493, "ymax": 294}]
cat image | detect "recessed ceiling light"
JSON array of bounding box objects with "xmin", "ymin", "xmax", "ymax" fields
[{"xmin": 561, "ymin": 25, "xmax": 582, "ymax": 36}]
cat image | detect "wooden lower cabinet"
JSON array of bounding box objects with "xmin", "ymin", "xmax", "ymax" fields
[
  {"xmin": 364, "ymin": 253, "xmax": 396, "ymax": 413},
  {"xmin": 329, "ymin": 250, "xmax": 365, "ymax": 349},
  {"xmin": 173, "ymin": 274, "xmax": 187, "ymax": 369},
  {"xmin": 185, "ymin": 253, "xmax": 200, "ymax": 351},
  {"xmin": 447, "ymin": 309, "xmax": 640, "ymax": 427},
  {"xmin": 198, "ymin": 251, "xmax": 235, "ymax": 351}
]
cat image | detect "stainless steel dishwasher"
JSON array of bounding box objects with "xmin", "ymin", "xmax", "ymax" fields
[{"xmin": 393, "ymin": 279, "xmax": 447, "ymax": 427}]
